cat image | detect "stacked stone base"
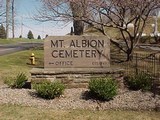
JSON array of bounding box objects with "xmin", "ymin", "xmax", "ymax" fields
[{"xmin": 30, "ymin": 68, "xmax": 124, "ymax": 88}]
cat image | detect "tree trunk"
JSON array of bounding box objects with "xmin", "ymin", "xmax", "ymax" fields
[
  {"xmin": 70, "ymin": 2, "xmax": 84, "ymax": 35},
  {"xmin": 126, "ymin": 49, "xmax": 133, "ymax": 61},
  {"xmin": 6, "ymin": 0, "xmax": 10, "ymax": 39},
  {"xmin": 73, "ymin": 20, "xmax": 84, "ymax": 35}
]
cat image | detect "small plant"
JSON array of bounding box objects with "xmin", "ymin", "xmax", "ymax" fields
[
  {"xmin": 125, "ymin": 72, "xmax": 152, "ymax": 91},
  {"xmin": 89, "ymin": 77, "xmax": 118, "ymax": 101},
  {"xmin": 13, "ymin": 73, "xmax": 28, "ymax": 88},
  {"xmin": 33, "ymin": 81, "xmax": 65, "ymax": 99},
  {"xmin": 4, "ymin": 73, "xmax": 27, "ymax": 88}
]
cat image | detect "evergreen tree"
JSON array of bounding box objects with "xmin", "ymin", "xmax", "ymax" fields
[
  {"xmin": 19, "ymin": 35, "xmax": 22, "ymax": 38},
  {"xmin": 27, "ymin": 30, "xmax": 34, "ymax": 39},
  {"xmin": 37, "ymin": 35, "xmax": 41, "ymax": 39},
  {"xmin": 0, "ymin": 24, "xmax": 6, "ymax": 39}
]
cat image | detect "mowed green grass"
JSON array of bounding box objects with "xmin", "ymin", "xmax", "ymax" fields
[
  {"xmin": 0, "ymin": 38, "xmax": 43, "ymax": 44},
  {"xmin": 0, "ymin": 104, "xmax": 159, "ymax": 120},
  {"xmin": 0, "ymin": 49, "xmax": 44, "ymax": 84}
]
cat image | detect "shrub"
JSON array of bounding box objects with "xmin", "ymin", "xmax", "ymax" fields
[
  {"xmin": 125, "ymin": 72, "xmax": 152, "ymax": 91},
  {"xmin": 33, "ymin": 81, "xmax": 65, "ymax": 99},
  {"xmin": 89, "ymin": 77, "xmax": 118, "ymax": 101},
  {"xmin": 4, "ymin": 73, "xmax": 27, "ymax": 88},
  {"xmin": 13, "ymin": 73, "xmax": 28, "ymax": 88}
]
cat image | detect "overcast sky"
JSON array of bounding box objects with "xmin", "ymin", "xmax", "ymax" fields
[{"xmin": 10, "ymin": 0, "xmax": 72, "ymax": 38}]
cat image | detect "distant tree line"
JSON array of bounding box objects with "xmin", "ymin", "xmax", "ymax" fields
[{"xmin": 27, "ymin": 30, "xmax": 42, "ymax": 40}]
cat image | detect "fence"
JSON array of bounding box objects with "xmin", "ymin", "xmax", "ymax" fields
[{"xmin": 111, "ymin": 52, "xmax": 160, "ymax": 79}]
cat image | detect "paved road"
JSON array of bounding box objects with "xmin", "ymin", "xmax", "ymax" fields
[{"xmin": 0, "ymin": 42, "xmax": 43, "ymax": 56}]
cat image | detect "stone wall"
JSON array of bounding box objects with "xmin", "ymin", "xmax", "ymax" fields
[{"xmin": 30, "ymin": 68, "xmax": 124, "ymax": 88}]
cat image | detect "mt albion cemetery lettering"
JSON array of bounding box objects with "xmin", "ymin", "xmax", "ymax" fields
[
  {"xmin": 51, "ymin": 39, "xmax": 104, "ymax": 58},
  {"xmin": 44, "ymin": 36, "xmax": 110, "ymax": 68}
]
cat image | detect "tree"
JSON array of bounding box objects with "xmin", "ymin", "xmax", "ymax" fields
[
  {"xmin": 82, "ymin": 0, "xmax": 160, "ymax": 61},
  {"xmin": 3, "ymin": 0, "xmax": 16, "ymax": 39},
  {"xmin": 27, "ymin": 30, "xmax": 34, "ymax": 39},
  {"xmin": 36, "ymin": 0, "xmax": 87, "ymax": 35},
  {"xmin": 0, "ymin": 1, "xmax": 6, "ymax": 25},
  {"xmin": 0, "ymin": 24, "xmax": 6, "ymax": 39},
  {"xmin": 70, "ymin": 1, "xmax": 85, "ymax": 35},
  {"xmin": 37, "ymin": 35, "xmax": 41, "ymax": 39},
  {"xmin": 0, "ymin": 0, "xmax": 5, "ymax": 19},
  {"xmin": 6, "ymin": 0, "xmax": 10, "ymax": 39},
  {"xmin": 38, "ymin": 0, "xmax": 160, "ymax": 61}
]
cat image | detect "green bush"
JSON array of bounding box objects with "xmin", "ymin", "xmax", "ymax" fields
[
  {"xmin": 4, "ymin": 73, "xmax": 27, "ymax": 88},
  {"xmin": 33, "ymin": 81, "xmax": 65, "ymax": 99},
  {"xmin": 89, "ymin": 77, "xmax": 118, "ymax": 101},
  {"xmin": 125, "ymin": 72, "xmax": 152, "ymax": 91}
]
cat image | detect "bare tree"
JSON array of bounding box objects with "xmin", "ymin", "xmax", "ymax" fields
[
  {"xmin": 84, "ymin": 0, "xmax": 160, "ymax": 61},
  {"xmin": 70, "ymin": 0, "xmax": 87, "ymax": 35},
  {"xmin": 36, "ymin": 0, "xmax": 88, "ymax": 35},
  {"xmin": 0, "ymin": 0, "xmax": 5, "ymax": 19},
  {"xmin": 6, "ymin": 0, "xmax": 10, "ymax": 39},
  {"xmin": 37, "ymin": 0, "xmax": 160, "ymax": 61}
]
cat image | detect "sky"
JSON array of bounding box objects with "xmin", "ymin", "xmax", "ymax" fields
[{"xmin": 10, "ymin": 0, "xmax": 72, "ymax": 38}]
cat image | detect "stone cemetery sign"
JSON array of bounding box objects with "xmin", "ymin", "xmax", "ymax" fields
[{"xmin": 44, "ymin": 36, "xmax": 110, "ymax": 69}]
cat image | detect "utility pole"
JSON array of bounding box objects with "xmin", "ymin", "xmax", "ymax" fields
[
  {"xmin": 21, "ymin": 16, "xmax": 23, "ymax": 37},
  {"xmin": 12, "ymin": 0, "xmax": 15, "ymax": 38},
  {"xmin": 6, "ymin": 0, "xmax": 10, "ymax": 39}
]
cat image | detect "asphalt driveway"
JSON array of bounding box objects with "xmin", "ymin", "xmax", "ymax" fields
[{"xmin": 0, "ymin": 42, "xmax": 43, "ymax": 56}]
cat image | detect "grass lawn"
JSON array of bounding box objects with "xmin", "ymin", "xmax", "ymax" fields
[
  {"xmin": 0, "ymin": 104, "xmax": 159, "ymax": 120},
  {"xmin": 0, "ymin": 38, "xmax": 43, "ymax": 44},
  {"xmin": 0, "ymin": 49, "xmax": 44, "ymax": 85}
]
